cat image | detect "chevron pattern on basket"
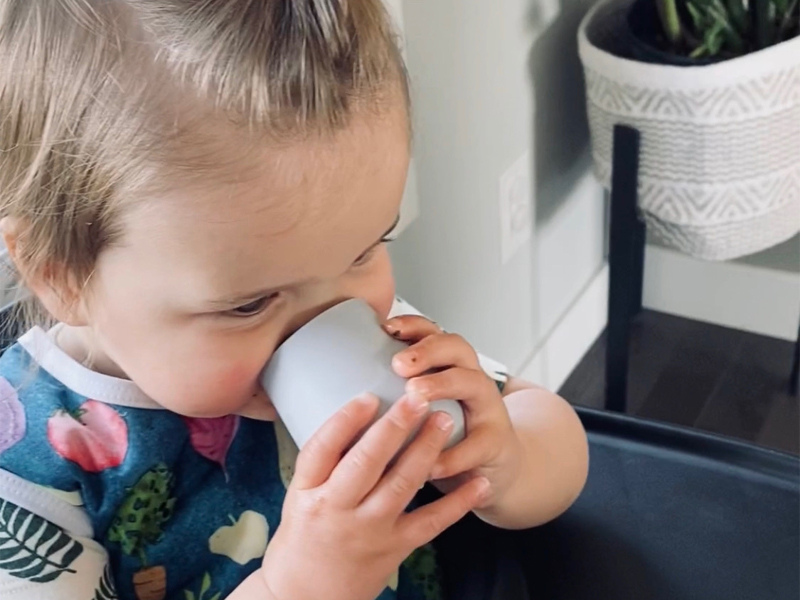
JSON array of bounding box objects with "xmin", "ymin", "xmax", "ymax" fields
[
  {"xmin": 594, "ymin": 161, "xmax": 800, "ymax": 223},
  {"xmin": 588, "ymin": 103, "xmax": 800, "ymax": 182},
  {"xmin": 585, "ymin": 67, "xmax": 800, "ymax": 119},
  {"xmin": 643, "ymin": 199, "xmax": 800, "ymax": 261}
]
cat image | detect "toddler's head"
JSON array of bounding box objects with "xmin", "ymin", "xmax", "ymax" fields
[{"xmin": 0, "ymin": 0, "xmax": 410, "ymax": 419}]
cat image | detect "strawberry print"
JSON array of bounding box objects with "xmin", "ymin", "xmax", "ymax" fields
[
  {"xmin": 47, "ymin": 400, "xmax": 128, "ymax": 472},
  {"xmin": 0, "ymin": 377, "xmax": 25, "ymax": 457},
  {"xmin": 182, "ymin": 415, "xmax": 240, "ymax": 478}
]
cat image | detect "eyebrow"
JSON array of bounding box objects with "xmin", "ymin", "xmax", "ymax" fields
[{"xmin": 207, "ymin": 213, "xmax": 401, "ymax": 310}]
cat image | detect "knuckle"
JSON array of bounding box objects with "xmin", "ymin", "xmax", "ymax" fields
[
  {"xmin": 349, "ymin": 445, "xmax": 375, "ymax": 470},
  {"xmin": 424, "ymin": 513, "xmax": 445, "ymax": 537},
  {"xmin": 447, "ymin": 333, "xmax": 478, "ymax": 359},
  {"xmin": 300, "ymin": 491, "xmax": 329, "ymax": 519},
  {"xmin": 387, "ymin": 405, "xmax": 415, "ymax": 430},
  {"xmin": 388, "ymin": 470, "xmax": 416, "ymax": 498}
]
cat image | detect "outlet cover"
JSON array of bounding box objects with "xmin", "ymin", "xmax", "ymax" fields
[{"xmin": 499, "ymin": 152, "xmax": 533, "ymax": 264}]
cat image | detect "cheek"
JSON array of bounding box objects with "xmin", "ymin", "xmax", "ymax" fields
[
  {"xmin": 91, "ymin": 298, "xmax": 271, "ymax": 417},
  {"xmin": 140, "ymin": 356, "xmax": 265, "ymax": 418}
]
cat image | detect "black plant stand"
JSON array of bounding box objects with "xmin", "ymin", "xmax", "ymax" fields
[
  {"xmin": 604, "ymin": 124, "xmax": 800, "ymax": 412},
  {"xmin": 604, "ymin": 125, "xmax": 646, "ymax": 413}
]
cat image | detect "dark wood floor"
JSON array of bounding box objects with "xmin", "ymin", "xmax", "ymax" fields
[{"xmin": 559, "ymin": 310, "xmax": 800, "ymax": 455}]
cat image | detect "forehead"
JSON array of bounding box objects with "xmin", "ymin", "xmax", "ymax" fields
[{"xmin": 102, "ymin": 107, "xmax": 410, "ymax": 300}]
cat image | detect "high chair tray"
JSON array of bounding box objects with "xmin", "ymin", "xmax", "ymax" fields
[{"xmin": 432, "ymin": 407, "xmax": 800, "ymax": 600}]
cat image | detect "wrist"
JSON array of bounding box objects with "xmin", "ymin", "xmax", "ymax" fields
[{"xmin": 226, "ymin": 569, "xmax": 279, "ymax": 600}]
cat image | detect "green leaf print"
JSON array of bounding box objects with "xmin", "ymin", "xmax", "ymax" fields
[
  {"xmin": 108, "ymin": 462, "xmax": 176, "ymax": 567},
  {"xmin": 183, "ymin": 572, "xmax": 221, "ymax": 600},
  {"xmin": 108, "ymin": 463, "xmax": 176, "ymax": 600},
  {"xmin": 0, "ymin": 499, "xmax": 84, "ymax": 583},
  {"xmin": 403, "ymin": 543, "xmax": 444, "ymax": 600},
  {"xmin": 91, "ymin": 564, "xmax": 119, "ymax": 600}
]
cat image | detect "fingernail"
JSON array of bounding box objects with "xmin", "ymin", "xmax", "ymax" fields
[
  {"xmin": 353, "ymin": 393, "xmax": 379, "ymax": 409},
  {"xmin": 434, "ymin": 412, "xmax": 454, "ymax": 431},
  {"xmin": 404, "ymin": 394, "xmax": 429, "ymax": 416}
]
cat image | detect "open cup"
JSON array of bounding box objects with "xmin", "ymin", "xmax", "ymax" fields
[{"xmin": 260, "ymin": 299, "xmax": 466, "ymax": 450}]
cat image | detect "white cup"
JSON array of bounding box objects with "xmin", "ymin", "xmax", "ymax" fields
[{"xmin": 260, "ymin": 299, "xmax": 466, "ymax": 450}]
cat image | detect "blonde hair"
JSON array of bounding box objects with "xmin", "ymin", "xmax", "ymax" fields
[{"xmin": 0, "ymin": 0, "xmax": 407, "ymax": 331}]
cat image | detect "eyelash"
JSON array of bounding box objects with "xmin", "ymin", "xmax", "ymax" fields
[
  {"xmin": 227, "ymin": 292, "xmax": 281, "ymax": 318},
  {"xmin": 223, "ymin": 234, "xmax": 396, "ymax": 317},
  {"xmin": 352, "ymin": 237, "xmax": 395, "ymax": 268}
]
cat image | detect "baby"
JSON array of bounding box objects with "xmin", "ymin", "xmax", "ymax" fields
[{"xmin": 0, "ymin": 1, "xmax": 588, "ymax": 599}]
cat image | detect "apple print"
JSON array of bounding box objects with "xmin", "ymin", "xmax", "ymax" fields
[
  {"xmin": 387, "ymin": 571, "xmax": 399, "ymax": 592},
  {"xmin": 47, "ymin": 400, "xmax": 128, "ymax": 472},
  {"xmin": 182, "ymin": 415, "xmax": 239, "ymax": 478},
  {"xmin": 208, "ymin": 510, "xmax": 269, "ymax": 566},
  {"xmin": 0, "ymin": 376, "xmax": 25, "ymax": 457}
]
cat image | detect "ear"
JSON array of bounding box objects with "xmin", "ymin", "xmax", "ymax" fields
[{"xmin": 1, "ymin": 216, "xmax": 89, "ymax": 326}]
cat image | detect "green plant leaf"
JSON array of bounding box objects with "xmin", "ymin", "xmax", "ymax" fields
[
  {"xmin": 657, "ymin": 0, "xmax": 685, "ymax": 43},
  {"xmin": 726, "ymin": 0, "xmax": 750, "ymax": 31},
  {"xmin": 0, "ymin": 500, "xmax": 84, "ymax": 583},
  {"xmin": 705, "ymin": 19, "xmax": 727, "ymax": 53},
  {"xmin": 184, "ymin": 592, "xmax": 196, "ymax": 600},
  {"xmin": 209, "ymin": 594, "xmax": 221, "ymax": 600},
  {"xmin": 92, "ymin": 564, "xmax": 119, "ymax": 600},
  {"xmin": 686, "ymin": 2, "xmax": 702, "ymax": 27},
  {"xmin": 201, "ymin": 572, "xmax": 211, "ymax": 595}
]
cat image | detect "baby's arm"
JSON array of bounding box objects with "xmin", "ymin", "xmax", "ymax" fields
[{"xmin": 480, "ymin": 377, "xmax": 589, "ymax": 529}]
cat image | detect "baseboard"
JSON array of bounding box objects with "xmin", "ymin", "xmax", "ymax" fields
[
  {"xmin": 516, "ymin": 264, "xmax": 609, "ymax": 391},
  {"xmin": 643, "ymin": 246, "xmax": 800, "ymax": 342}
]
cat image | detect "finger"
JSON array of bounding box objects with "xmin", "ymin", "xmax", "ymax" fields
[
  {"xmin": 429, "ymin": 426, "xmax": 497, "ymax": 481},
  {"xmin": 398, "ymin": 477, "xmax": 491, "ymax": 550},
  {"xmin": 406, "ymin": 368, "xmax": 503, "ymax": 418},
  {"xmin": 364, "ymin": 411, "xmax": 455, "ymax": 515},
  {"xmin": 325, "ymin": 394, "xmax": 431, "ymax": 507},
  {"xmin": 292, "ymin": 394, "xmax": 380, "ymax": 491},
  {"xmin": 383, "ymin": 315, "xmax": 442, "ymax": 344},
  {"xmin": 393, "ymin": 333, "xmax": 480, "ymax": 378}
]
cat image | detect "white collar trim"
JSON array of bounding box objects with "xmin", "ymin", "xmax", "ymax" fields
[{"xmin": 17, "ymin": 326, "xmax": 163, "ymax": 410}]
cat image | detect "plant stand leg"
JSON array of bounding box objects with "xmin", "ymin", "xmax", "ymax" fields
[
  {"xmin": 790, "ymin": 316, "xmax": 800, "ymax": 396},
  {"xmin": 605, "ymin": 125, "xmax": 642, "ymax": 413},
  {"xmin": 630, "ymin": 216, "xmax": 646, "ymax": 318}
]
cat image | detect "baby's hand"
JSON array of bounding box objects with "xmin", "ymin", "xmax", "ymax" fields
[
  {"xmin": 258, "ymin": 394, "xmax": 490, "ymax": 600},
  {"xmin": 385, "ymin": 316, "xmax": 524, "ymax": 516}
]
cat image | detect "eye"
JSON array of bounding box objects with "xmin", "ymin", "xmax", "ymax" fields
[
  {"xmin": 352, "ymin": 237, "xmax": 395, "ymax": 268},
  {"xmin": 227, "ymin": 293, "xmax": 280, "ymax": 317}
]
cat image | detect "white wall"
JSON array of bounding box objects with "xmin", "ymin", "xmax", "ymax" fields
[
  {"xmin": 390, "ymin": 0, "xmax": 606, "ymax": 384},
  {"xmin": 390, "ymin": 0, "xmax": 798, "ymax": 390}
]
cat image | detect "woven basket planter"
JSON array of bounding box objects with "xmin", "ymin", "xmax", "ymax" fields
[{"xmin": 578, "ymin": 0, "xmax": 800, "ymax": 261}]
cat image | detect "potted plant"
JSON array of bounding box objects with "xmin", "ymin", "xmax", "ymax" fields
[{"xmin": 578, "ymin": 0, "xmax": 800, "ymax": 260}]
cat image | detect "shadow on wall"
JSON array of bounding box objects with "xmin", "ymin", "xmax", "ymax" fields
[{"xmin": 527, "ymin": 0, "xmax": 599, "ymax": 225}]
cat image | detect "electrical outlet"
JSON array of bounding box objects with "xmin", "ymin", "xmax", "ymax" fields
[{"xmin": 499, "ymin": 152, "xmax": 533, "ymax": 264}]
